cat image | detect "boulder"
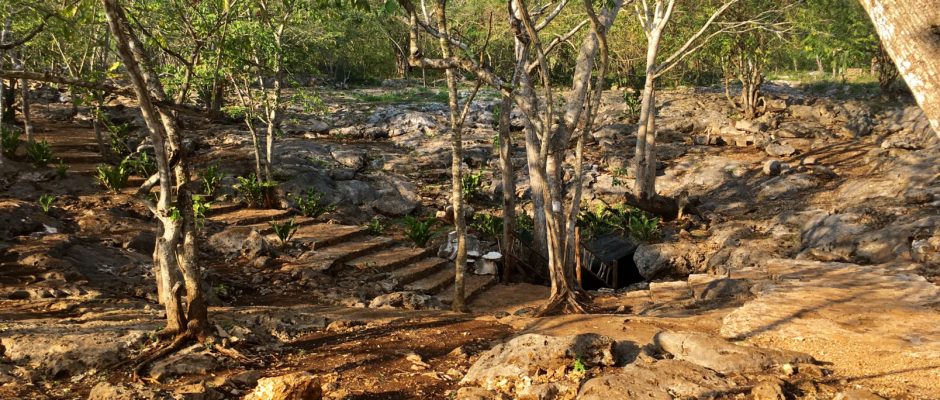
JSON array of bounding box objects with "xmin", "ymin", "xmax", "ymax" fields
[
  {"xmin": 148, "ymin": 346, "xmax": 221, "ymax": 380},
  {"xmin": 245, "ymin": 372, "xmax": 321, "ymax": 400},
  {"xmin": 579, "ymin": 359, "xmax": 734, "ymax": 400},
  {"xmin": 2, "ymin": 330, "xmax": 148, "ymax": 379},
  {"xmin": 330, "ymin": 148, "xmax": 367, "ymax": 170},
  {"xmin": 368, "ymin": 173, "xmax": 420, "ymax": 216},
  {"xmin": 757, "ymin": 174, "xmax": 817, "ymax": 200},
  {"xmin": 207, "ymin": 227, "xmax": 270, "ymax": 259},
  {"xmin": 653, "ymin": 331, "xmax": 813, "ymax": 374},
  {"xmin": 762, "ymin": 159, "xmax": 782, "ymax": 176},
  {"xmin": 633, "ymin": 242, "xmax": 703, "ymax": 280},
  {"xmin": 461, "ymin": 333, "xmax": 617, "ymax": 388},
  {"xmin": 765, "ymin": 142, "xmax": 796, "ymax": 157},
  {"xmin": 88, "ymin": 382, "xmax": 160, "ymax": 400}
]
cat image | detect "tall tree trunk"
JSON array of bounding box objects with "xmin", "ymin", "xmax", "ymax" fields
[
  {"xmin": 0, "ymin": 18, "xmax": 7, "ymax": 165},
  {"xmin": 435, "ymin": 0, "xmax": 468, "ymax": 312},
  {"xmin": 498, "ymin": 91, "xmax": 516, "ymax": 282},
  {"xmin": 858, "ymin": 0, "xmax": 940, "ymax": 136},
  {"xmin": 19, "ymin": 78, "xmax": 31, "ymax": 144}
]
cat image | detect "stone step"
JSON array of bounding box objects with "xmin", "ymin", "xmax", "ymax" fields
[
  {"xmin": 292, "ymin": 224, "xmax": 369, "ymax": 250},
  {"xmin": 250, "ymin": 217, "xmax": 317, "ymax": 236},
  {"xmin": 403, "ymin": 267, "xmax": 455, "ymax": 294},
  {"xmin": 296, "ymin": 236, "xmax": 395, "ymax": 273},
  {"xmin": 437, "ymin": 274, "xmax": 498, "ymax": 305},
  {"xmin": 207, "ymin": 208, "xmax": 291, "ymax": 226},
  {"xmin": 391, "ymin": 257, "xmax": 450, "ymax": 286},
  {"xmin": 205, "ymin": 202, "xmax": 242, "ymax": 217},
  {"xmin": 345, "ymin": 245, "xmax": 432, "ymax": 273}
]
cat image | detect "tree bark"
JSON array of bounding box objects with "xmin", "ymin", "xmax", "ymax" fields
[{"xmin": 858, "ymin": 0, "xmax": 940, "ymax": 136}]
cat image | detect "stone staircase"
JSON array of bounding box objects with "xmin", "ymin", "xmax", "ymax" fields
[{"xmin": 206, "ymin": 204, "xmax": 498, "ymax": 307}]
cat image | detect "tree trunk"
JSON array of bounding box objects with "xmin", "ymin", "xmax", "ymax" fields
[
  {"xmin": 859, "ymin": 0, "xmax": 940, "ymax": 136},
  {"xmin": 633, "ymin": 72, "xmax": 658, "ymax": 201},
  {"xmin": 497, "ymin": 91, "xmax": 515, "ymax": 282},
  {"xmin": 103, "ymin": 0, "xmax": 207, "ymax": 336},
  {"xmin": 19, "ymin": 78, "xmax": 31, "ymax": 144},
  {"xmin": 435, "ymin": 0, "xmax": 468, "ymax": 313},
  {"xmin": 0, "ymin": 19, "xmax": 6, "ymax": 165}
]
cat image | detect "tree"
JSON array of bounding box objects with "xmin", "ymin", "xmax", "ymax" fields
[
  {"xmin": 858, "ymin": 0, "xmax": 940, "ymax": 136},
  {"xmin": 102, "ymin": 0, "xmax": 208, "ymax": 348}
]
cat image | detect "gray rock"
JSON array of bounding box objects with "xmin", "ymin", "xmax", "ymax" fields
[
  {"xmin": 2, "ymin": 330, "xmax": 148, "ymax": 378},
  {"xmin": 369, "ymin": 291, "xmax": 442, "ymax": 310},
  {"xmin": 88, "ymin": 382, "xmax": 161, "ymax": 400},
  {"xmin": 633, "ymin": 242, "xmax": 702, "ymax": 280},
  {"xmin": 758, "ymin": 174, "xmax": 817, "ymax": 200},
  {"xmin": 208, "ymin": 227, "xmax": 270, "ymax": 259},
  {"xmin": 653, "ymin": 330, "xmax": 813, "ymax": 374},
  {"xmin": 752, "ymin": 379, "xmax": 786, "ymax": 400},
  {"xmin": 763, "ymin": 160, "xmax": 781, "ymax": 176},
  {"xmin": 331, "ymin": 148, "xmax": 367, "ymax": 170},
  {"xmin": 579, "ymin": 359, "xmax": 734, "ymax": 400},
  {"xmin": 765, "ymin": 142, "xmax": 796, "ymax": 157},
  {"xmin": 461, "ymin": 333, "xmax": 617, "ymax": 388},
  {"xmin": 369, "ymin": 173, "xmax": 420, "ymax": 216}
]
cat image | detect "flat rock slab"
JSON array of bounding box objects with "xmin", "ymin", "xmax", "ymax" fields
[
  {"xmin": 1, "ymin": 329, "xmax": 148, "ymax": 378},
  {"xmin": 207, "ymin": 208, "xmax": 291, "ymax": 226},
  {"xmin": 436, "ymin": 274, "xmax": 496, "ymax": 305},
  {"xmin": 292, "ymin": 224, "xmax": 366, "ymax": 249},
  {"xmin": 649, "ymin": 280, "xmax": 692, "ymax": 303},
  {"xmin": 579, "ymin": 359, "xmax": 735, "ymax": 400},
  {"xmin": 653, "ymin": 330, "xmax": 813, "ymax": 374},
  {"xmin": 286, "ymin": 237, "xmax": 394, "ymax": 272},
  {"xmin": 721, "ymin": 259, "xmax": 940, "ymax": 398},
  {"xmin": 346, "ymin": 245, "xmax": 429, "ymax": 271}
]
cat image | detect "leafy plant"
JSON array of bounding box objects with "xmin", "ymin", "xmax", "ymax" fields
[
  {"xmin": 270, "ymin": 218, "xmax": 298, "ymax": 244},
  {"xmin": 622, "ymin": 90, "xmax": 642, "ymax": 121},
  {"xmin": 124, "ymin": 152, "xmax": 157, "ymax": 177},
  {"xmin": 515, "ymin": 213, "xmax": 534, "ymax": 238},
  {"xmin": 1, "ymin": 126, "xmax": 21, "ymax": 158},
  {"xmin": 55, "ymin": 159, "xmax": 69, "ymax": 178},
  {"xmin": 292, "ymin": 189, "xmax": 335, "ymax": 218},
  {"xmin": 628, "ymin": 212, "xmax": 661, "ymax": 241},
  {"xmin": 202, "ymin": 164, "xmax": 225, "ymax": 196},
  {"xmin": 402, "ymin": 215, "xmax": 437, "ymax": 247},
  {"xmin": 572, "ymin": 357, "xmax": 587, "ymax": 374},
  {"xmin": 365, "ymin": 218, "xmax": 385, "ymax": 235},
  {"xmin": 96, "ymin": 162, "xmax": 130, "ymax": 192},
  {"xmin": 192, "ymin": 195, "xmax": 211, "ymax": 229},
  {"xmin": 26, "ymin": 139, "xmax": 54, "ymax": 166},
  {"xmin": 234, "ymin": 174, "xmax": 277, "ymax": 208},
  {"xmin": 38, "ymin": 194, "xmax": 56, "ymax": 213},
  {"xmin": 461, "ymin": 169, "xmax": 486, "ymax": 200},
  {"xmin": 97, "ymin": 110, "xmax": 132, "ymax": 156},
  {"xmin": 471, "ymin": 212, "xmax": 502, "ymax": 241}
]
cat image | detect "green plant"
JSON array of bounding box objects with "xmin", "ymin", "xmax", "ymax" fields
[
  {"xmin": 55, "ymin": 159, "xmax": 69, "ymax": 178},
  {"xmin": 97, "ymin": 110, "xmax": 132, "ymax": 156},
  {"xmin": 461, "ymin": 169, "xmax": 486, "ymax": 199},
  {"xmin": 366, "ymin": 218, "xmax": 385, "ymax": 235},
  {"xmin": 572, "ymin": 357, "xmax": 587, "ymax": 374},
  {"xmin": 402, "ymin": 215, "xmax": 437, "ymax": 247},
  {"xmin": 578, "ymin": 204, "xmax": 615, "ymax": 239},
  {"xmin": 515, "ymin": 213, "xmax": 534, "ymax": 238},
  {"xmin": 622, "ymin": 90, "xmax": 642, "ymax": 121},
  {"xmin": 124, "ymin": 152, "xmax": 157, "ymax": 177},
  {"xmin": 1, "ymin": 126, "xmax": 21, "ymax": 158},
  {"xmin": 292, "ymin": 189, "xmax": 335, "ymax": 218},
  {"xmin": 38, "ymin": 194, "xmax": 56, "ymax": 213},
  {"xmin": 25, "ymin": 139, "xmax": 53, "ymax": 166},
  {"xmin": 234, "ymin": 174, "xmax": 277, "ymax": 208},
  {"xmin": 192, "ymin": 195, "xmax": 211, "ymax": 229},
  {"xmin": 471, "ymin": 212, "xmax": 502, "ymax": 241},
  {"xmin": 270, "ymin": 218, "xmax": 298, "ymax": 244},
  {"xmin": 96, "ymin": 162, "xmax": 130, "ymax": 192},
  {"xmin": 628, "ymin": 212, "xmax": 661, "ymax": 241},
  {"xmin": 202, "ymin": 164, "xmax": 225, "ymax": 196}
]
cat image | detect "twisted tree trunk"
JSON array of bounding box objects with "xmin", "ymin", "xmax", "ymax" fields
[{"xmin": 859, "ymin": 0, "xmax": 940, "ymax": 136}]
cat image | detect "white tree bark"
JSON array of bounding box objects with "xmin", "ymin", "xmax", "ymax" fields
[{"xmin": 859, "ymin": 0, "xmax": 940, "ymax": 136}]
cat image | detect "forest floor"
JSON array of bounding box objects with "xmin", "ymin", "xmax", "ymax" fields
[{"xmin": 0, "ymin": 82, "xmax": 938, "ymax": 399}]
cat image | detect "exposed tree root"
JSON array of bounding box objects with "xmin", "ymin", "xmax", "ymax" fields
[
  {"xmin": 536, "ymin": 290, "xmax": 594, "ymax": 317},
  {"xmin": 131, "ymin": 330, "xmax": 194, "ymax": 381}
]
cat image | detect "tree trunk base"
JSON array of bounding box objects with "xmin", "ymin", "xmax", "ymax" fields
[
  {"xmin": 536, "ymin": 290, "xmax": 592, "ymax": 317},
  {"xmin": 623, "ymin": 193, "xmax": 683, "ymax": 221}
]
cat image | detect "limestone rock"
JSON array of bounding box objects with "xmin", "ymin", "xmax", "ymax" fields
[
  {"xmin": 653, "ymin": 331, "xmax": 813, "ymax": 374},
  {"xmin": 765, "ymin": 142, "xmax": 796, "ymax": 157},
  {"xmin": 245, "ymin": 372, "xmax": 321, "ymax": 400},
  {"xmin": 369, "ymin": 291, "xmax": 443, "ymax": 310},
  {"xmin": 633, "ymin": 242, "xmax": 703, "ymax": 280},
  {"xmin": 579, "ymin": 359, "xmax": 734, "ymax": 400},
  {"xmin": 461, "ymin": 333, "xmax": 617, "ymax": 388},
  {"xmin": 148, "ymin": 346, "xmax": 221, "ymax": 380}
]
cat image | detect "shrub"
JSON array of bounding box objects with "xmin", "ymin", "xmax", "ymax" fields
[
  {"xmin": 577, "ymin": 203, "xmax": 661, "ymax": 242},
  {"xmin": 96, "ymin": 162, "xmax": 130, "ymax": 192},
  {"xmin": 471, "ymin": 212, "xmax": 502, "ymax": 241},
  {"xmin": 628, "ymin": 212, "xmax": 661, "ymax": 242},
  {"xmin": 55, "ymin": 159, "xmax": 69, "ymax": 178},
  {"xmin": 270, "ymin": 218, "xmax": 298, "ymax": 244},
  {"xmin": 515, "ymin": 213, "xmax": 534, "ymax": 238},
  {"xmin": 192, "ymin": 195, "xmax": 211, "ymax": 229},
  {"xmin": 292, "ymin": 189, "xmax": 335, "ymax": 218},
  {"xmin": 234, "ymin": 174, "xmax": 277, "ymax": 208},
  {"xmin": 461, "ymin": 169, "xmax": 486, "ymax": 200},
  {"xmin": 365, "ymin": 218, "xmax": 385, "ymax": 235},
  {"xmin": 38, "ymin": 194, "xmax": 56, "ymax": 213},
  {"xmin": 202, "ymin": 164, "xmax": 225, "ymax": 196},
  {"xmin": 26, "ymin": 139, "xmax": 54, "ymax": 166},
  {"xmin": 123, "ymin": 152, "xmax": 157, "ymax": 177},
  {"xmin": 402, "ymin": 215, "xmax": 436, "ymax": 247},
  {"xmin": 1, "ymin": 126, "xmax": 21, "ymax": 158}
]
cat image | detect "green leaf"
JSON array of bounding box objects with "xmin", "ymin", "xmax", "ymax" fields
[{"xmin": 107, "ymin": 61, "xmax": 122, "ymax": 73}]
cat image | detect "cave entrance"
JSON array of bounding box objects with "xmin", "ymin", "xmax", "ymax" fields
[{"xmin": 578, "ymin": 233, "xmax": 644, "ymax": 290}]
